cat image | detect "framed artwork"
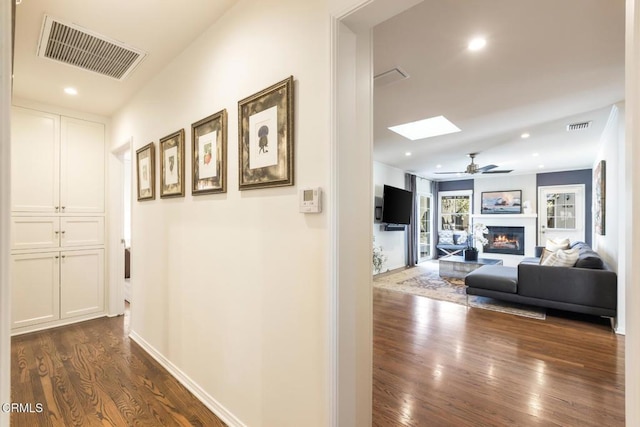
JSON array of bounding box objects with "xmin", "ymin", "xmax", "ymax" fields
[
  {"xmin": 191, "ymin": 110, "xmax": 227, "ymax": 195},
  {"xmin": 160, "ymin": 129, "xmax": 185, "ymax": 198},
  {"xmin": 136, "ymin": 142, "xmax": 155, "ymax": 201},
  {"xmin": 481, "ymin": 190, "xmax": 522, "ymax": 214},
  {"xmin": 238, "ymin": 76, "xmax": 294, "ymax": 190},
  {"xmin": 594, "ymin": 160, "xmax": 606, "ymax": 235}
]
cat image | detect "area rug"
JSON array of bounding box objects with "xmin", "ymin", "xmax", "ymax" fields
[{"xmin": 374, "ymin": 265, "xmax": 546, "ymax": 320}]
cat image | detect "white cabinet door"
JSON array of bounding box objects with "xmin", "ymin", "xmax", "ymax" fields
[
  {"xmin": 11, "ymin": 107, "xmax": 60, "ymax": 213},
  {"xmin": 11, "ymin": 217, "xmax": 60, "ymax": 250},
  {"xmin": 60, "ymin": 249, "xmax": 104, "ymax": 319},
  {"xmin": 11, "ymin": 252, "xmax": 61, "ymax": 328},
  {"xmin": 60, "ymin": 217, "xmax": 104, "ymax": 247},
  {"xmin": 60, "ymin": 117, "xmax": 105, "ymax": 213}
]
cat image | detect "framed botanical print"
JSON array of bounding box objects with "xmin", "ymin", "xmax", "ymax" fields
[
  {"xmin": 238, "ymin": 76, "xmax": 294, "ymax": 190},
  {"xmin": 191, "ymin": 110, "xmax": 227, "ymax": 195},
  {"xmin": 136, "ymin": 142, "xmax": 155, "ymax": 201},
  {"xmin": 160, "ymin": 129, "xmax": 185, "ymax": 198}
]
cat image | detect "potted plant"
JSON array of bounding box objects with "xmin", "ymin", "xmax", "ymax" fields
[
  {"xmin": 373, "ymin": 237, "xmax": 387, "ymax": 274},
  {"xmin": 464, "ymin": 223, "xmax": 489, "ymax": 261}
]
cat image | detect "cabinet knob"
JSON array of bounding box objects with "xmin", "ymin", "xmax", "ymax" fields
[
  {"xmin": 61, "ymin": 206, "xmax": 66, "ymax": 212},
  {"xmin": 55, "ymin": 206, "xmax": 59, "ymax": 212},
  {"xmin": 55, "ymin": 256, "xmax": 59, "ymax": 259},
  {"xmin": 55, "ymin": 231, "xmax": 59, "ymax": 235},
  {"xmin": 61, "ymin": 230, "xmax": 66, "ymax": 234},
  {"xmin": 61, "ymin": 255, "xmax": 66, "ymax": 259}
]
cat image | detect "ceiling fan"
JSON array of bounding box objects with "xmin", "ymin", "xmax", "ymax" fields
[{"xmin": 435, "ymin": 153, "xmax": 512, "ymax": 175}]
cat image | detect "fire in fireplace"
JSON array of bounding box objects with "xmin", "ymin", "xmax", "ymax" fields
[{"xmin": 483, "ymin": 226, "xmax": 525, "ymax": 255}]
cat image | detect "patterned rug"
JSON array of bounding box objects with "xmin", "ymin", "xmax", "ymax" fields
[{"xmin": 374, "ymin": 264, "xmax": 546, "ymax": 320}]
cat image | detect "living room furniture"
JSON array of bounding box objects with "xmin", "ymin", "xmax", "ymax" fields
[
  {"xmin": 436, "ymin": 243, "xmax": 468, "ymax": 258},
  {"xmin": 439, "ymin": 256, "xmax": 503, "ymax": 279},
  {"xmin": 464, "ymin": 241, "xmax": 617, "ymax": 323},
  {"xmin": 10, "ymin": 107, "xmax": 106, "ymax": 334}
]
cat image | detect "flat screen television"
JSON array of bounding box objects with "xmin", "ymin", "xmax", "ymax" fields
[{"xmin": 382, "ymin": 185, "xmax": 412, "ymax": 225}]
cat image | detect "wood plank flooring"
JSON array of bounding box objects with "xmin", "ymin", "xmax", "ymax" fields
[
  {"xmin": 373, "ymin": 287, "xmax": 625, "ymax": 426},
  {"xmin": 10, "ymin": 309, "xmax": 226, "ymax": 427}
]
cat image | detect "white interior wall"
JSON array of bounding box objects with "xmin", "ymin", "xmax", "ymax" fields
[
  {"xmin": 473, "ymin": 174, "xmax": 537, "ymax": 215},
  {"xmin": 111, "ymin": 1, "xmax": 332, "ymax": 425},
  {"xmin": 593, "ymin": 104, "xmax": 625, "ymax": 333},
  {"xmin": 373, "ymin": 161, "xmax": 406, "ymax": 271}
]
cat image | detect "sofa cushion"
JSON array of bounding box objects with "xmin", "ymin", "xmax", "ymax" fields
[
  {"xmin": 456, "ymin": 231, "xmax": 468, "ymax": 245},
  {"xmin": 465, "ymin": 265, "xmax": 518, "ymax": 293},
  {"xmin": 575, "ymin": 250, "xmax": 605, "ymax": 269}
]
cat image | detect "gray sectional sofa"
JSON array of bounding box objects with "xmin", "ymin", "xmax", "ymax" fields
[{"xmin": 465, "ymin": 242, "xmax": 617, "ymax": 320}]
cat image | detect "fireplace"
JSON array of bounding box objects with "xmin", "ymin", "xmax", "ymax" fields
[{"xmin": 483, "ymin": 226, "xmax": 525, "ymax": 255}]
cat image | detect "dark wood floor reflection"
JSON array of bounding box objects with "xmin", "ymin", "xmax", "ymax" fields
[
  {"xmin": 372, "ymin": 288, "xmax": 625, "ymax": 427},
  {"xmin": 11, "ymin": 309, "xmax": 226, "ymax": 427}
]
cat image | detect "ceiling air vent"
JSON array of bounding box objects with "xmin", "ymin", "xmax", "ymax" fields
[
  {"xmin": 566, "ymin": 121, "xmax": 592, "ymax": 131},
  {"xmin": 37, "ymin": 15, "xmax": 147, "ymax": 81},
  {"xmin": 374, "ymin": 67, "xmax": 409, "ymax": 86}
]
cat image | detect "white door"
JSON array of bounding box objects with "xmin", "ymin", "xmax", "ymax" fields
[
  {"xmin": 11, "ymin": 252, "xmax": 61, "ymax": 328},
  {"xmin": 11, "ymin": 107, "xmax": 60, "ymax": 213},
  {"xmin": 538, "ymin": 185, "xmax": 586, "ymax": 244},
  {"xmin": 417, "ymin": 193, "xmax": 432, "ymax": 261},
  {"xmin": 60, "ymin": 117, "xmax": 105, "ymax": 213},
  {"xmin": 60, "ymin": 249, "xmax": 104, "ymax": 319}
]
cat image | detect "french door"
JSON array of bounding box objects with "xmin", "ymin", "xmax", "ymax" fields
[
  {"xmin": 538, "ymin": 184, "xmax": 585, "ymax": 244},
  {"xmin": 418, "ymin": 194, "xmax": 432, "ymax": 261}
]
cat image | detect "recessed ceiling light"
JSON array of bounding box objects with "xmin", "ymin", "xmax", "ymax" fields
[
  {"xmin": 405, "ymin": 152, "xmax": 412, "ymax": 156},
  {"xmin": 64, "ymin": 87, "xmax": 78, "ymax": 95},
  {"xmin": 468, "ymin": 37, "xmax": 487, "ymax": 51},
  {"xmin": 538, "ymin": 164, "xmax": 545, "ymax": 169},
  {"xmin": 532, "ymin": 153, "xmax": 539, "ymax": 157},
  {"xmin": 436, "ymin": 164, "xmax": 442, "ymax": 169},
  {"xmin": 521, "ymin": 133, "xmax": 530, "ymax": 139},
  {"xmin": 388, "ymin": 115, "xmax": 461, "ymax": 141}
]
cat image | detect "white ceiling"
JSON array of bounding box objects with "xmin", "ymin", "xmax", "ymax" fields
[
  {"xmin": 12, "ymin": 0, "xmax": 237, "ymax": 117},
  {"xmin": 12, "ymin": 0, "xmax": 625, "ymax": 176},
  {"xmin": 373, "ymin": 0, "xmax": 625, "ymax": 180}
]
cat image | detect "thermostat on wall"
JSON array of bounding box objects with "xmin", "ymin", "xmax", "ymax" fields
[{"xmin": 299, "ymin": 187, "xmax": 322, "ymax": 213}]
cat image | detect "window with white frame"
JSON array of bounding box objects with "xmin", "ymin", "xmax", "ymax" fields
[{"xmin": 438, "ymin": 190, "xmax": 472, "ymax": 232}]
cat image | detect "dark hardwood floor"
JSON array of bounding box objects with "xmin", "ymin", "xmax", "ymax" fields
[
  {"xmin": 10, "ymin": 308, "xmax": 226, "ymax": 427},
  {"xmin": 373, "ymin": 287, "xmax": 625, "ymax": 426}
]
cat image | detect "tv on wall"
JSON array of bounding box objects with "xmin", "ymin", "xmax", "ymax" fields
[{"xmin": 382, "ymin": 185, "xmax": 412, "ymax": 225}]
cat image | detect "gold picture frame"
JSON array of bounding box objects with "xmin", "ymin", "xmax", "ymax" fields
[
  {"xmin": 191, "ymin": 110, "xmax": 227, "ymax": 195},
  {"xmin": 160, "ymin": 129, "xmax": 185, "ymax": 198},
  {"xmin": 238, "ymin": 76, "xmax": 294, "ymax": 190},
  {"xmin": 136, "ymin": 142, "xmax": 155, "ymax": 201}
]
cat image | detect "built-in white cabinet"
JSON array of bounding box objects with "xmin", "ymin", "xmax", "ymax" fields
[
  {"xmin": 11, "ymin": 216, "xmax": 104, "ymax": 250},
  {"xmin": 11, "ymin": 107, "xmax": 105, "ymax": 214},
  {"xmin": 11, "ymin": 252, "xmax": 61, "ymax": 329},
  {"xmin": 60, "ymin": 249, "xmax": 105, "ymax": 319},
  {"xmin": 11, "ymin": 249, "xmax": 104, "ymax": 328},
  {"xmin": 10, "ymin": 106, "xmax": 107, "ymax": 334}
]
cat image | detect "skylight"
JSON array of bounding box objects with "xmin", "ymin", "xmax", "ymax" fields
[{"xmin": 388, "ymin": 115, "xmax": 461, "ymax": 141}]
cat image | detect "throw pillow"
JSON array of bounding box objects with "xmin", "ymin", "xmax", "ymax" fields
[
  {"xmin": 541, "ymin": 247, "xmax": 580, "ymax": 267},
  {"xmin": 438, "ymin": 230, "xmax": 454, "ymax": 245},
  {"xmin": 456, "ymin": 231, "xmax": 468, "ymax": 245},
  {"xmin": 539, "ymin": 248, "xmax": 554, "ymax": 265},
  {"xmin": 545, "ymin": 238, "xmax": 570, "ymax": 252}
]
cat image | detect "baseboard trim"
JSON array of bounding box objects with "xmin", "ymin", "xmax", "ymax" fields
[{"xmin": 129, "ymin": 330, "xmax": 246, "ymax": 427}]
